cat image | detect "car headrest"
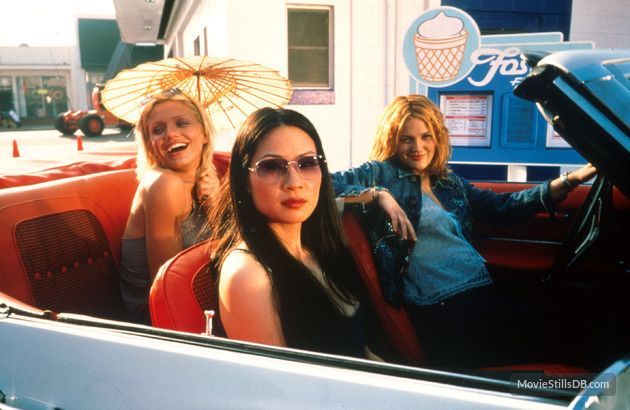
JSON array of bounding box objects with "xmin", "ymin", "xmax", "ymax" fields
[{"xmin": 149, "ymin": 240, "xmax": 220, "ymax": 334}]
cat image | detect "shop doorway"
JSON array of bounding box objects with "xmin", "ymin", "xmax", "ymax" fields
[
  {"xmin": 16, "ymin": 76, "xmax": 69, "ymax": 125},
  {"xmin": 0, "ymin": 76, "xmax": 17, "ymax": 128}
]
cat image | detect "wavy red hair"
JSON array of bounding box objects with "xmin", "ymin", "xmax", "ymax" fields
[{"xmin": 370, "ymin": 95, "xmax": 451, "ymax": 179}]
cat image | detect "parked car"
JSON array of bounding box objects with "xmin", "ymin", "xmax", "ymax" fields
[
  {"xmin": 0, "ymin": 49, "xmax": 628, "ymax": 409},
  {"xmin": 53, "ymin": 84, "xmax": 133, "ymax": 137}
]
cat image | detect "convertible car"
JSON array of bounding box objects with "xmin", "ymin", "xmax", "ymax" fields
[{"xmin": 0, "ymin": 49, "xmax": 628, "ymax": 409}]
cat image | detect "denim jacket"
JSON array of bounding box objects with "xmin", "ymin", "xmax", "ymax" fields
[{"xmin": 332, "ymin": 159, "xmax": 554, "ymax": 307}]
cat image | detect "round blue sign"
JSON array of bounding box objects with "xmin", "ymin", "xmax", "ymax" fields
[{"xmin": 403, "ymin": 7, "xmax": 481, "ymax": 88}]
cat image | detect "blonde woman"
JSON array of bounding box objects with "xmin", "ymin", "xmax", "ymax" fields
[{"xmin": 121, "ymin": 91, "xmax": 219, "ymax": 323}]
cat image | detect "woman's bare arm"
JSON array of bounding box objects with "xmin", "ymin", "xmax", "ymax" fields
[
  {"xmin": 549, "ymin": 163, "xmax": 597, "ymax": 204},
  {"xmin": 143, "ymin": 171, "xmax": 192, "ymax": 278},
  {"xmin": 219, "ymin": 250, "xmax": 286, "ymax": 346}
]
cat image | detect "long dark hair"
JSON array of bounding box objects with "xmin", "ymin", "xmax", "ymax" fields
[{"xmin": 209, "ymin": 108, "xmax": 363, "ymax": 355}]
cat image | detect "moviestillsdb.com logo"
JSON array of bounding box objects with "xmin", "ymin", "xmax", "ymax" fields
[{"xmin": 511, "ymin": 373, "xmax": 616, "ymax": 396}]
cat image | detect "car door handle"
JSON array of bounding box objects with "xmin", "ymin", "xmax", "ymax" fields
[
  {"xmin": 535, "ymin": 212, "xmax": 570, "ymax": 221},
  {"xmin": 552, "ymin": 212, "xmax": 570, "ymax": 220}
]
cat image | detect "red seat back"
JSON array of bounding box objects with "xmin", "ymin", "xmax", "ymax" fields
[
  {"xmin": 149, "ymin": 212, "xmax": 425, "ymax": 364},
  {"xmin": 144, "ymin": 152, "xmax": 229, "ymax": 333},
  {"xmin": 0, "ymin": 157, "xmax": 137, "ymax": 189},
  {"xmin": 149, "ymin": 240, "xmax": 215, "ymax": 333},
  {"xmin": 342, "ymin": 213, "xmax": 424, "ymax": 366},
  {"xmin": 0, "ymin": 169, "xmax": 138, "ymax": 319}
]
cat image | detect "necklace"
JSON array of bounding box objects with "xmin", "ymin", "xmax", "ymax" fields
[{"xmin": 419, "ymin": 175, "xmax": 431, "ymax": 193}]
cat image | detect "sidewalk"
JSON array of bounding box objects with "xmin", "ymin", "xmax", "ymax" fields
[
  {"xmin": 2, "ymin": 126, "xmax": 235, "ymax": 176},
  {"xmin": 2, "ymin": 144, "xmax": 137, "ymax": 176},
  {"xmin": 0, "ymin": 124, "xmax": 52, "ymax": 132},
  {"xmin": 1, "ymin": 128, "xmax": 137, "ymax": 176}
]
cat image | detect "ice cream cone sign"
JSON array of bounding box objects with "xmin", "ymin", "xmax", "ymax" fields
[{"xmin": 404, "ymin": 7, "xmax": 480, "ymax": 87}]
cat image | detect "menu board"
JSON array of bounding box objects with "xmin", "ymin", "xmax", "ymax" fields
[
  {"xmin": 545, "ymin": 124, "xmax": 571, "ymax": 148},
  {"xmin": 439, "ymin": 94, "xmax": 492, "ymax": 147}
]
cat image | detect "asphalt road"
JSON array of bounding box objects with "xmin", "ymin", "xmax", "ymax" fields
[
  {"xmin": 0, "ymin": 126, "xmax": 137, "ymax": 175},
  {"xmin": 1, "ymin": 126, "xmax": 236, "ymax": 175}
]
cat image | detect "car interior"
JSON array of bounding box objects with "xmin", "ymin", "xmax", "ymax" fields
[{"xmin": 1, "ymin": 150, "xmax": 628, "ymax": 382}]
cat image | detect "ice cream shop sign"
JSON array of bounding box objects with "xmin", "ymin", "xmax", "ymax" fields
[
  {"xmin": 403, "ymin": 7, "xmax": 527, "ymax": 88},
  {"xmin": 405, "ymin": 6, "xmax": 594, "ymax": 170}
]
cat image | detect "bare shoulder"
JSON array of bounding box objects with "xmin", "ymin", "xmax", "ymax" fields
[
  {"xmin": 220, "ymin": 248, "xmax": 271, "ymax": 293},
  {"xmin": 140, "ymin": 169, "xmax": 187, "ymax": 193},
  {"xmin": 125, "ymin": 170, "xmax": 190, "ymax": 238},
  {"xmin": 139, "ymin": 169, "xmax": 191, "ymax": 211},
  {"xmin": 219, "ymin": 246, "xmax": 284, "ymax": 345}
]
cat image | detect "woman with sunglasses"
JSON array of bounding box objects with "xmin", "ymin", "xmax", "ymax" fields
[
  {"xmin": 121, "ymin": 91, "xmax": 219, "ymax": 323},
  {"xmin": 209, "ymin": 108, "xmax": 378, "ymax": 358}
]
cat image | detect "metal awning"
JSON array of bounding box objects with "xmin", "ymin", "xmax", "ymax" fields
[
  {"xmin": 78, "ymin": 18, "xmax": 164, "ymax": 78},
  {"xmin": 111, "ymin": 0, "xmax": 172, "ymax": 44},
  {"xmin": 78, "ymin": 19, "xmax": 121, "ymax": 71}
]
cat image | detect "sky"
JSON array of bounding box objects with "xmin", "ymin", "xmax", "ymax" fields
[{"xmin": 0, "ymin": 0, "xmax": 116, "ymax": 47}]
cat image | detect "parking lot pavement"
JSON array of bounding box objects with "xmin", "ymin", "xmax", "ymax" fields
[
  {"xmin": 1, "ymin": 127, "xmax": 137, "ymax": 175},
  {"xmin": 1, "ymin": 126, "xmax": 236, "ymax": 176}
]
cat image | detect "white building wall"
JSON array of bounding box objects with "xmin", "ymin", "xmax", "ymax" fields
[
  {"xmin": 0, "ymin": 46, "xmax": 79, "ymax": 118},
  {"xmin": 349, "ymin": 0, "xmax": 387, "ymax": 166},
  {"xmin": 219, "ymin": 0, "xmax": 355, "ymax": 171},
  {"xmin": 204, "ymin": 0, "xmax": 230, "ymax": 56},
  {"xmin": 570, "ymin": 0, "xmax": 630, "ymax": 48},
  {"xmin": 290, "ymin": 0, "xmax": 353, "ymax": 171},
  {"xmin": 167, "ymin": 0, "xmax": 204, "ymax": 56},
  {"xmin": 347, "ymin": 0, "xmax": 439, "ymax": 166},
  {"xmin": 393, "ymin": 0, "xmax": 439, "ymax": 97},
  {"xmin": 69, "ymin": 46, "xmax": 88, "ymax": 109},
  {"xmin": 161, "ymin": 0, "xmax": 437, "ymax": 170},
  {"xmin": 225, "ymin": 0, "xmax": 287, "ymax": 69}
]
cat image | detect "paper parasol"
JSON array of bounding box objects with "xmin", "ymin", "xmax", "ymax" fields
[{"xmin": 101, "ymin": 56, "xmax": 293, "ymax": 129}]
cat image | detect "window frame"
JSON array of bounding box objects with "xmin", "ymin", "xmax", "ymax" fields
[
  {"xmin": 193, "ymin": 36, "xmax": 201, "ymax": 56},
  {"xmin": 287, "ymin": 4, "xmax": 335, "ymax": 105}
]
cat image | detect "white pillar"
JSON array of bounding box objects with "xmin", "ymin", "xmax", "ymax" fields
[{"xmin": 507, "ymin": 164, "xmax": 527, "ymax": 182}]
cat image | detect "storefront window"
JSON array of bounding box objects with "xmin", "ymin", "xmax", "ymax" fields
[
  {"xmin": 43, "ymin": 76, "xmax": 68, "ymax": 116},
  {"xmin": 0, "ymin": 77, "xmax": 13, "ymax": 112},
  {"xmin": 17, "ymin": 76, "xmax": 69, "ymax": 120}
]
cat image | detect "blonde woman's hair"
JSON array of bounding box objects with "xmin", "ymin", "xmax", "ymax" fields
[
  {"xmin": 134, "ymin": 91, "xmax": 216, "ymax": 181},
  {"xmin": 369, "ymin": 94, "xmax": 451, "ymax": 180}
]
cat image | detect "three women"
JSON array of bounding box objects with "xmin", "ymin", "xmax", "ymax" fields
[{"xmin": 127, "ymin": 91, "xmax": 596, "ymax": 367}]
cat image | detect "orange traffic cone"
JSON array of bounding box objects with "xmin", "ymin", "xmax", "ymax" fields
[
  {"xmin": 12, "ymin": 139, "xmax": 20, "ymax": 157},
  {"xmin": 77, "ymin": 135, "xmax": 84, "ymax": 151}
]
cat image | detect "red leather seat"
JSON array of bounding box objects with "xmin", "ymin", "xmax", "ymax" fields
[
  {"xmin": 149, "ymin": 240, "xmax": 215, "ymax": 334},
  {"xmin": 342, "ymin": 213, "xmax": 424, "ymax": 366},
  {"xmin": 148, "ymin": 210, "xmax": 586, "ymax": 374},
  {"xmin": 0, "ymin": 169, "xmax": 138, "ymax": 320},
  {"xmin": 342, "ymin": 213, "xmax": 588, "ymax": 374},
  {"xmin": 149, "ymin": 152, "xmax": 231, "ymax": 332},
  {"xmin": 148, "ymin": 215, "xmax": 425, "ymax": 363}
]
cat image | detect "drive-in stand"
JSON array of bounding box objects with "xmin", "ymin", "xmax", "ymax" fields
[{"xmin": 404, "ymin": 7, "xmax": 594, "ymax": 182}]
